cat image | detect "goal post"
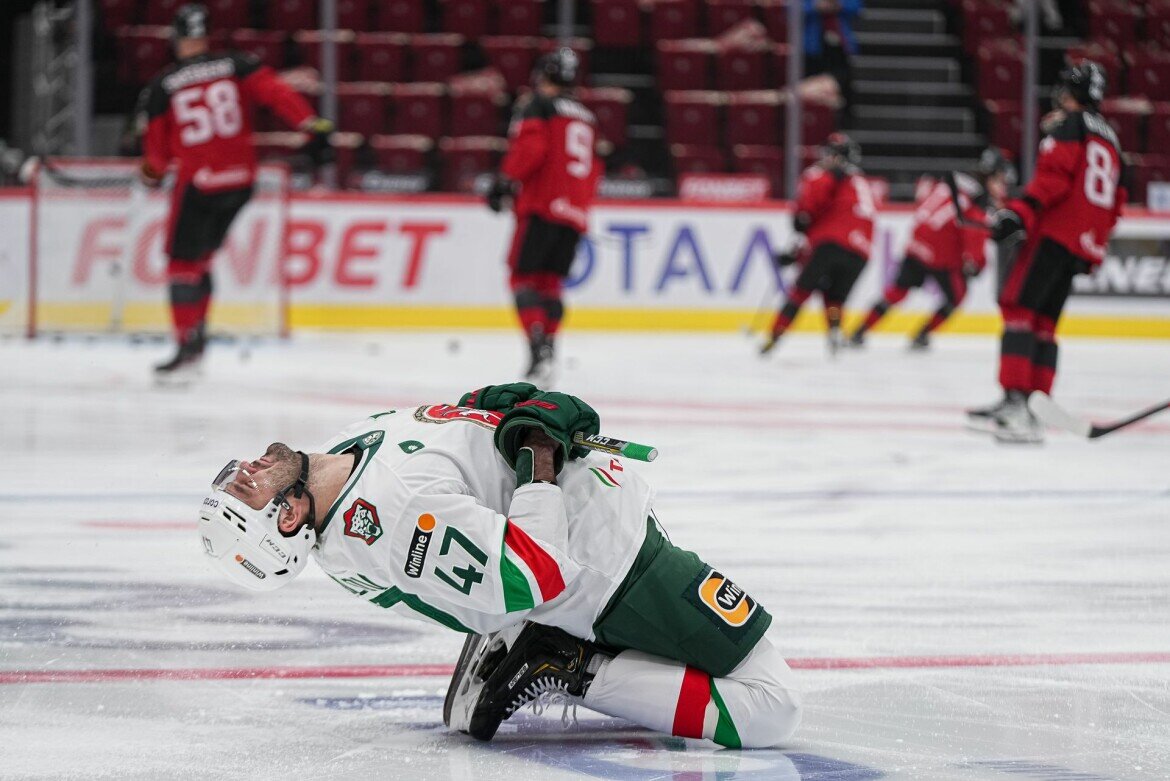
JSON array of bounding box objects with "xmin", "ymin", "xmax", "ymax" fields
[{"xmin": 13, "ymin": 158, "xmax": 291, "ymax": 338}]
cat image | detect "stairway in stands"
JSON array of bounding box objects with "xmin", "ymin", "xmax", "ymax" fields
[{"xmin": 850, "ymin": 0, "xmax": 986, "ymax": 200}]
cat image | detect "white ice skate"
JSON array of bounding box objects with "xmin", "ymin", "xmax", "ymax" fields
[{"xmin": 994, "ymin": 396, "xmax": 1044, "ymax": 444}]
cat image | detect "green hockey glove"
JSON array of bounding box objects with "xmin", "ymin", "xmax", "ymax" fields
[
  {"xmin": 494, "ymin": 392, "xmax": 600, "ymax": 471},
  {"xmin": 458, "ymin": 382, "xmax": 539, "ymax": 413}
]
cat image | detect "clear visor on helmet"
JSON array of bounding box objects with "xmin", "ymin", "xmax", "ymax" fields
[{"xmin": 212, "ymin": 460, "xmax": 243, "ymax": 491}]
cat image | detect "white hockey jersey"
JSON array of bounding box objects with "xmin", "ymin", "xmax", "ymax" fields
[{"xmin": 310, "ymin": 404, "xmax": 655, "ymax": 640}]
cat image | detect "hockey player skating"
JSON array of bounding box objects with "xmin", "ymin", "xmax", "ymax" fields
[
  {"xmin": 761, "ymin": 133, "xmax": 876, "ymax": 356},
  {"xmin": 198, "ymin": 383, "xmax": 802, "ymax": 747},
  {"xmin": 140, "ymin": 4, "xmax": 332, "ymax": 384},
  {"xmin": 487, "ymin": 48, "xmax": 600, "ymax": 386},
  {"xmin": 849, "ymin": 148, "xmax": 1014, "ymax": 350},
  {"xmin": 968, "ymin": 61, "xmax": 1124, "ymax": 444}
]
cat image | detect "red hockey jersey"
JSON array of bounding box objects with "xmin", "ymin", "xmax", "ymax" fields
[
  {"xmin": 905, "ymin": 174, "xmax": 989, "ymax": 273},
  {"xmin": 794, "ymin": 164, "xmax": 876, "ymax": 259},
  {"xmin": 1009, "ymin": 110, "xmax": 1125, "ymax": 264},
  {"xmin": 142, "ymin": 52, "xmax": 314, "ymax": 191},
  {"xmin": 501, "ymin": 92, "xmax": 601, "ymax": 234}
]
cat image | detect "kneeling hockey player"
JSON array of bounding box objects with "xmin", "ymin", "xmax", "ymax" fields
[{"xmin": 198, "ymin": 383, "xmax": 802, "ymax": 747}]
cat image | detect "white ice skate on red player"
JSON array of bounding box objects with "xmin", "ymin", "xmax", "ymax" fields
[
  {"xmin": 154, "ymin": 331, "xmax": 205, "ymax": 388},
  {"xmin": 994, "ymin": 394, "xmax": 1044, "ymax": 444}
]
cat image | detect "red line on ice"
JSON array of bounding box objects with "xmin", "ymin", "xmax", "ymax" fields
[{"xmin": 4, "ymin": 652, "xmax": 1169, "ymax": 685}]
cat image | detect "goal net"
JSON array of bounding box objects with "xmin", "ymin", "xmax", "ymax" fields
[{"xmin": 7, "ymin": 159, "xmax": 290, "ymax": 338}]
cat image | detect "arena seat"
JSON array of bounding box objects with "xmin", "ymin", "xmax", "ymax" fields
[
  {"xmin": 409, "ymin": 34, "xmax": 465, "ymax": 83},
  {"xmin": 374, "ymin": 0, "xmax": 425, "ymax": 33},
  {"xmin": 439, "ymin": 136, "xmax": 508, "ymax": 192},
  {"xmin": 670, "ymin": 143, "xmax": 728, "ymax": 175},
  {"xmin": 577, "ymin": 86, "xmax": 633, "ymax": 148},
  {"xmin": 295, "ymin": 30, "xmax": 357, "ymax": 81},
  {"xmin": 495, "ymin": 0, "xmax": 543, "ymax": 36},
  {"xmin": 266, "ymin": 0, "xmax": 318, "ymax": 32},
  {"xmin": 664, "ymin": 90, "xmax": 724, "ymax": 146},
  {"xmin": 1087, "ymin": 1, "xmax": 1138, "ymax": 52},
  {"xmin": 976, "ymin": 39, "xmax": 1024, "ymax": 101},
  {"xmin": 115, "ymin": 27, "xmax": 172, "ymax": 88},
  {"xmin": 391, "ymin": 83, "xmax": 447, "ymax": 138},
  {"xmin": 448, "ymin": 86, "xmax": 507, "ymax": 137},
  {"xmin": 337, "ymin": 0, "xmax": 373, "ymax": 31},
  {"xmin": 730, "ymin": 143, "xmax": 783, "ymax": 195},
  {"xmin": 370, "ymin": 134, "xmax": 434, "ymax": 173},
  {"xmin": 231, "ymin": 29, "xmax": 288, "ymax": 70},
  {"xmin": 440, "ymin": 0, "xmax": 490, "ymax": 39},
  {"xmin": 960, "ymin": 0, "xmax": 1012, "ymax": 56},
  {"xmin": 481, "ymin": 36, "xmax": 542, "ymax": 92},
  {"xmin": 657, "ymin": 39, "xmax": 715, "ymax": 91},
  {"xmin": 715, "ymin": 41, "xmax": 770, "ymax": 91},
  {"xmin": 649, "ymin": 0, "xmax": 700, "ymax": 43},
  {"xmin": 99, "ymin": 0, "xmax": 140, "ymax": 32},
  {"xmin": 1124, "ymin": 48, "xmax": 1170, "ymax": 102},
  {"xmin": 591, "ymin": 0, "xmax": 643, "ymax": 48},
  {"xmin": 760, "ymin": 1, "xmax": 788, "ymax": 44},
  {"xmin": 704, "ymin": 0, "xmax": 758, "ymax": 37},
  {"xmin": 1101, "ymin": 98, "xmax": 1150, "ymax": 154},
  {"xmin": 726, "ymin": 91, "xmax": 783, "ymax": 147},
  {"xmin": 142, "ymin": 0, "xmax": 187, "ymax": 27},
  {"xmin": 354, "ymin": 33, "xmax": 408, "ymax": 83},
  {"xmin": 336, "ymin": 82, "xmax": 391, "ymax": 137}
]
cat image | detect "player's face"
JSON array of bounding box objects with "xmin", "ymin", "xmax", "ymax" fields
[
  {"xmin": 220, "ymin": 444, "xmax": 297, "ymax": 510},
  {"xmin": 987, "ymin": 173, "xmax": 1009, "ymax": 205}
]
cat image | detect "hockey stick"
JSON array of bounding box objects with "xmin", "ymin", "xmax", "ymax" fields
[
  {"xmin": 573, "ymin": 432, "xmax": 658, "ymax": 462},
  {"xmin": 944, "ymin": 171, "xmax": 993, "ymax": 233},
  {"xmin": 1028, "ymin": 392, "xmax": 1170, "ymax": 439}
]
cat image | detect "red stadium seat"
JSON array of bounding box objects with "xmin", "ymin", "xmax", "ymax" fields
[
  {"xmin": 670, "ymin": 143, "xmax": 727, "ymax": 175},
  {"xmin": 355, "ymin": 33, "xmax": 408, "ymax": 83},
  {"xmin": 1147, "ymin": 2, "xmax": 1170, "ymax": 49},
  {"xmin": 375, "ymin": 0, "xmax": 425, "ymax": 33},
  {"xmin": 1123, "ymin": 153, "xmax": 1170, "ymax": 204},
  {"xmin": 760, "ymin": 1, "xmax": 789, "ymax": 43},
  {"xmin": 370, "ymin": 134, "xmax": 434, "ymax": 173},
  {"xmin": 295, "ymin": 31, "xmax": 357, "ymax": 81},
  {"xmin": 252, "ymin": 132, "xmax": 304, "ymax": 164},
  {"xmin": 983, "ymin": 98, "xmax": 1022, "ymax": 159},
  {"xmin": 204, "ymin": 0, "xmax": 249, "ymax": 29},
  {"xmin": 409, "ymin": 34, "xmax": 465, "ymax": 83},
  {"xmin": 730, "ymin": 144, "xmax": 783, "ymax": 196},
  {"xmin": 1088, "ymin": 1, "xmax": 1137, "ymax": 51},
  {"xmin": 449, "ymin": 86, "xmax": 506, "ymax": 136},
  {"xmin": 330, "ymin": 132, "xmax": 364, "ymax": 188},
  {"xmin": 440, "ymin": 136, "xmax": 507, "ymax": 192},
  {"xmin": 649, "ymin": 0, "xmax": 699, "ymax": 43},
  {"xmin": 142, "ymin": 0, "xmax": 185, "ymax": 26},
  {"xmin": 493, "ymin": 0, "xmax": 542, "ymax": 36},
  {"xmin": 705, "ymin": 0, "xmax": 758, "ymax": 37},
  {"xmin": 726, "ymin": 91, "xmax": 782, "ymax": 146},
  {"xmin": 336, "ymin": 82, "xmax": 391, "ymax": 137},
  {"xmin": 337, "ymin": 0, "xmax": 372, "ymax": 31},
  {"xmin": 441, "ymin": 0, "xmax": 490, "ymax": 39},
  {"xmin": 391, "ymin": 83, "xmax": 447, "ymax": 138},
  {"xmin": 769, "ymin": 44, "xmax": 791, "ymax": 87},
  {"xmin": 266, "ymin": 0, "xmax": 317, "ymax": 32},
  {"xmin": 1100, "ymin": 97, "xmax": 1151, "ymax": 154},
  {"xmin": 231, "ymin": 30, "xmax": 288, "ymax": 70},
  {"xmin": 663, "ymin": 90, "xmax": 724, "ymax": 146},
  {"xmin": 1124, "ymin": 49, "xmax": 1170, "ymax": 102},
  {"xmin": 976, "ymin": 39, "xmax": 1024, "ymax": 101},
  {"xmin": 801, "ymin": 98, "xmax": 835, "ymax": 144},
  {"xmin": 715, "ymin": 42, "xmax": 769, "ymax": 91},
  {"xmin": 960, "ymin": 0, "xmax": 1012, "ymax": 55},
  {"xmin": 657, "ymin": 39, "xmax": 715, "ymax": 91},
  {"xmin": 482, "ymin": 36, "xmax": 541, "ymax": 91},
  {"xmin": 1064, "ymin": 43, "xmax": 1121, "ymax": 95},
  {"xmin": 99, "ymin": 0, "xmax": 140, "ymax": 32},
  {"xmin": 577, "ymin": 86, "xmax": 633, "ymax": 148},
  {"xmin": 116, "ymin": 27, "xmax": 172, "ymax": 87},
  {"xmin": 591, "ymin": 0, "xmax": 643, "ymax": 48},
  {"xmin": 1146, "ymin": 103, "xmax": 1170, "ymax": 156}
]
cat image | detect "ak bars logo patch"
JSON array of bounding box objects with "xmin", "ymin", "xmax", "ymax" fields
[
  {"xmin": 343, "ymin": 499, "xmax": 383, "ymax": 546},
  {"xmin": 403, "ymin": 514, "xmax": 436, "ymax": 578},
  {"xmin": 696, "ymin": 569, "xmax": 758, "ymax": 628}
]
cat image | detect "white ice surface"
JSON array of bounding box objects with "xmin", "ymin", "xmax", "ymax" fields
[{"xmin": 1, "ymin": 330, "xmax": 1168, "ymax": 781}]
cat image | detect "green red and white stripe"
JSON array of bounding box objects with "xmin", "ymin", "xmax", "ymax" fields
[
  {"xmin": 589, "ymin": 467, "xmax": 621, "ymax": 487},
  {"xmin": 672, "ymin": 665, "xmax": 742, "ymax": 748},
  {"xmin": 499, "ymin": 520, "xmax": 566, "ymax": 612}
]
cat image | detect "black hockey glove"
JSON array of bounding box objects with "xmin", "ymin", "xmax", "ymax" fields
[
  {"xmin": 458, "ymin": 382, "xmax": 539, "ymax": 414},
  {"xmin": 494, "ymin": 391, "xmax": 600, "ymax": 472},
  {"xmin": 486, "ymin": 176, "xmax": 514, "ymax": 213},
  {"xmin": 792, "ymin": 211, "xmax": 811, "ymax": 234},
  {"xmin": 299, "ymin": 117, "xmax": 336, "ymax": 167},
  {"xmin": 990, "ymin": 208, "xmax": 1024, "ymax": 243},
  {"xmin": 772, "ymin": 251, "xmax": 798, "ymax": 269},
  {"xmin": 961, "ymin": 258, "xmax": 981, "ymax": 278}
]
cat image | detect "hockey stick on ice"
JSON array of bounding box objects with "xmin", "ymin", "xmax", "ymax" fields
[
  {"xmin": 1028, "ymin": 392, "xmax": 1170, "ymax": 439},
  {"xmin": 573, "ymin": 432, "xmax": 658, "ymax": 462}
]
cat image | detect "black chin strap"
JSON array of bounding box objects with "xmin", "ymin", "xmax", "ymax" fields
[{"xmin": 277, "ymin": 451, "xmax": 317, "ymax": 537}]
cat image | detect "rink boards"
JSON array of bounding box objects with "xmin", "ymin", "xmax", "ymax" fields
[{"xmin": 1, "ymin": 189, "xmax": 1168, "ymax": 337}]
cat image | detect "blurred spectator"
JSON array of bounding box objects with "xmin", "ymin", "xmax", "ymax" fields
[{"xmin": 803, "ymin": 0, "xmax": 861, "ymax": 125}]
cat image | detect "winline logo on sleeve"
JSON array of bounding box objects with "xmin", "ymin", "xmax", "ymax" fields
[{"xmin": 403, "ymin": 514, "xmax": 436, "ymax": 578}]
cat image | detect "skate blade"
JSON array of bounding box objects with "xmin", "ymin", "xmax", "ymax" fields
[
  {"xmin": 445, "ymin": 624, "xmax": 525, "ymax": 733},
  {"xmin": 993, "ymin": 429, "xmax": 1045, "ymax": 445},
  {"xmin": 964, "ymin": 415, "xmax": 999, "ymax": 435},
  {"xmin": 153, "ymin": 367, "xmax": 202, "ymax": 388}
]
